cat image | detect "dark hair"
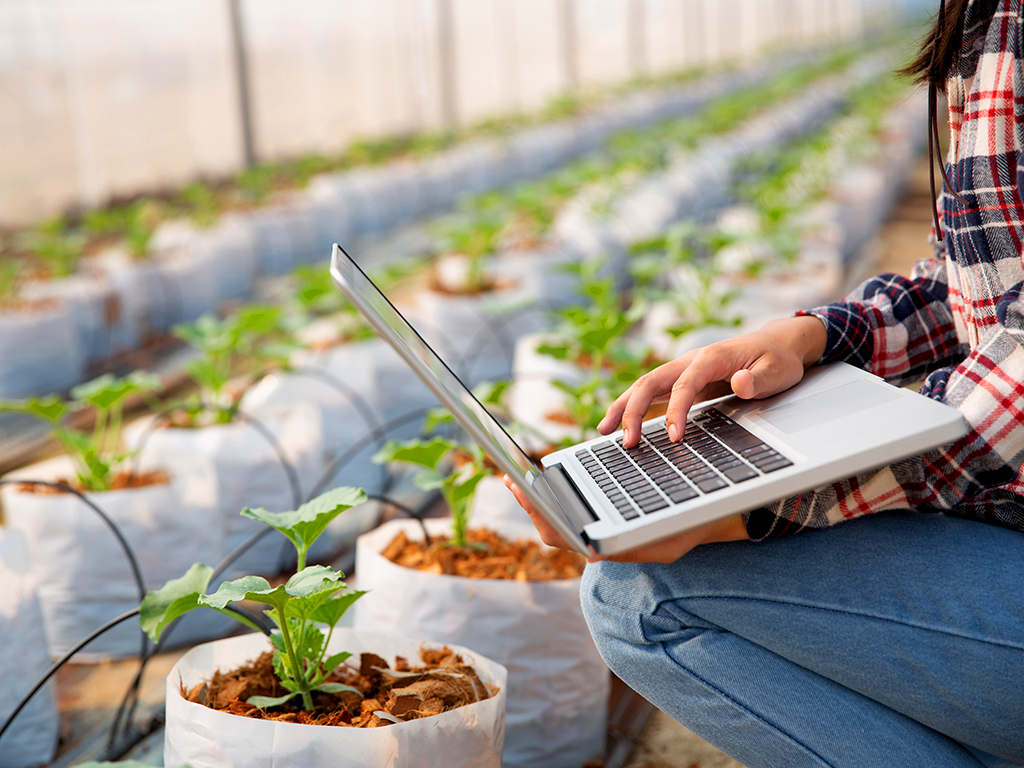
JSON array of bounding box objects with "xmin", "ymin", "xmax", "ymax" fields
[
  {"xmin": 899, "ymin": 0, "xmax": 970, "ymax": 90},
  {"xmin": 898, "ymin": 0, "xmax": 974, "ymax": 237}
]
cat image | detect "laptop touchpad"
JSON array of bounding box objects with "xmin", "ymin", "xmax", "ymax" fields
[{"xmin": 756, "ymin": 379, "xmax": 902, "ymax": 434}]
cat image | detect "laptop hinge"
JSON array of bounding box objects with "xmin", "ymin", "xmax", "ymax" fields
[{"xmin": 543, "ymin": 464, "xmax": 598, "ymax": 535}]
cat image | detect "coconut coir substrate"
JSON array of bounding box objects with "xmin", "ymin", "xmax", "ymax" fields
[
  {"xmin": 381, "ymin": 527, "xmax": 585, "ymax": 580},
  {"xmin": 182, "ymin": 646, "xmax": 495, "ymax": 727}
]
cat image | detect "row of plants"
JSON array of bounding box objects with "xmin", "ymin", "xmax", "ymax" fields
[{"xmin": 0, "ymin": 47, "xmax": 831, "ymax": 401}]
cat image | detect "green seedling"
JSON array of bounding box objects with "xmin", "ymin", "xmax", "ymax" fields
[
  {"xmin": 179, "ymin": 182, "xmax": 221, "ymax": 228},
  {"xmin": 430, "ymin": 201, "xmax": 507, "ymax": 293},
  {"xmin": 372, "ymin": 437, "xmax": 488, "ymax": 549},
  {"xmin": 173, "ymin": 305, "xmax": 293, "ymax": 424},
  {"xmin": 0, "ymin": 255, "xmax": 22, "ymax": 308},
  {"xmin": 0, "ymin": 371, "xmax": 161, "ymax": 491},
  {"xmin": 16, "ymin": 217, "xmax": 84, "ymax": 278},
  {"xmin": 140, "ymin": 487, "xmax": 368, "ymax": 712}
]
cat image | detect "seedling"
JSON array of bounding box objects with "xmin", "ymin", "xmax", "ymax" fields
[
  {"xmin": 16, "ymin": 217, "xmax": 84, "ymax": 278},
  {"xmin": 0, "ymin": 371, "xmax": 161, "ymax": 491},
  {"xmin": 172, "ymin": 305, "xmax": 293, "ymax": 424},
  {"xmin": 140, "ymin": 487, "xmax": 369, "ymax": 712},
  {"xmin": 0, "ymin": 256, "xmax": 22, "ymax": 308},
  {"xmin": 372, "ymin": 437, "xmax": 488, "ymax": 549},
  {"xmin": 430, "ymin": 201, "xmax": 507, "ymax": 293}
]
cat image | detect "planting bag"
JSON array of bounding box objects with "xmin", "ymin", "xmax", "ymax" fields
[
  {"xmin": 1, "ymin": 456, "xmax": 227, "ymax": 659},
  {"xmin": 354, "ymin": 519, "xmax": 609, "ymax": 768},
  {"xmin": 164, "ymin": 629, "xmax": 507, "ymax": 768},
  {"xmin": 0, "ymin": 529, "xmax": 59, "ymax": 768},
  {"xmin": 126, "ymin": 405, "xmax": 326, "ymax": 579},
  {"xmin": 0, "ymin": 303, "xmax": 84, "ymax": 398}
]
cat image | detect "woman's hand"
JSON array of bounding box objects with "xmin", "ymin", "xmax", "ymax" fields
[
  {"xmin": 600, "ymin": 315, "xmax": 828, "ymax": 448},
  {"xmin": 503, "ymin": 475, "xmax": 749, "ymax": 563}
]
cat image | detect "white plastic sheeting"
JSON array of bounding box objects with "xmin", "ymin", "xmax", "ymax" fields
[
  {"xmin": 0, "ymin": 455, "xmax": 225, "ymax": 659},
  {"xmin": 354, "ymin": 518, "xmax": 609, "ymax": 768},
  {"xmin": 164, "ymin": 629, "xmax": 507, "ymax": 768},
  {"xmin": 0, "ymin": 529, "xmax": 59, "ymax": 768}
]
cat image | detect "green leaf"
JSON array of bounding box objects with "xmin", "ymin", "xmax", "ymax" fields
[
  {"xmin": 315, "ymin": 682, "xmax": 363, "ymax": 697},
  {"xmin": 241, "ymin": 487, "xmax": 368, "ymax": 560},
  {"xmin": 321, "ymin": 651, "xmax": 353, "ymax": 672},
  {"xmin": 139, "ymin": 563, "xmax": 214, "ymax": 643},
  {"xmin": 246, "ymin": 692, "xmax": 298, "ymax": 709},
  {"xmin": 310, "ymin": 591, "xmax": 367, "ymax": 629},
  {"xmin": 413, "ymin": 469, "xmax": 446, "ymax": 492},
  {"xmin": 0, "ymin": 395, "xmax": 68, "ymax": 423},
  {"xmin": 451, "ymin": 471, "xmax": 486, "ymax": 505},
  {"xmin": 372, "ymin": 436, "xmax": 453, "ymax": 471},
  {"xmin": 70, "ymin": 371, "xmax": 161, "ymax": 410},
  {"xmin": 199, "ymin": 566, "xmax": 341, "ymax": 611}
]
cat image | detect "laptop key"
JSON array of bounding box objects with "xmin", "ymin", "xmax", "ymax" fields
[
  {"xmin": 758, "ymin": 457, "xmax": 793, "ymax": 473},
  {"xmin": 667, "ymin": 486, "xmax": 698, "ymax": 503},
  {"xmin": 640, "ymin": 498, "xmax": 670, "ymax": 513},
  {"xmin": 694, "ymin": 475, "xmax": 728, "ymax": 493},
  {"xmin": 722, "ymin": 464, "xmax": 758, "ymax": 483}
]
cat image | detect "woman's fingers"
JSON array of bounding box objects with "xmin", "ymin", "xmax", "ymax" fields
[{"xmin": 502, "ymin": 475, "xmax": 572, "ymax": 551}]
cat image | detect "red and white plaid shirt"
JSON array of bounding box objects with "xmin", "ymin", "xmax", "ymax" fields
[{"xmin": 746, "ymin": 0, "xmax": 1024, "ymax": 539}]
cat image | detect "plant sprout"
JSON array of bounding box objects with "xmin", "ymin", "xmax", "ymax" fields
[
  {"xmin": 0, "ymin": 371, "xmax": 161, "ymax": 491},
  {"xmin": 0, "ymin": 256, "xmax": 22, "ymax": 309},
  {"xmin": 172, "ymin": 305, "xmax": 293, "ymax": 425},
  {"xmin": 16, "ymin": 218, "xmax": 84, "ymax": 278},
  {"xmin": 140, "ymin": 487, "xmax": 369, "ymax": 712},
  {"xmin": 372, "ymin": 437, "xmax": 488, "ymax": 549}
]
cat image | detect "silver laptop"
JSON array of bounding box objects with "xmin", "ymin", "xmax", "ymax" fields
[{"xmin": 329, "ymin": 245, "xmax": 969, "ymax": 556}]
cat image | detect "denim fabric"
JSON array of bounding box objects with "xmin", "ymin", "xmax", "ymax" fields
[{"xmin": 581, "ymin": 511, "xmax": 1024, "ymax": 768}]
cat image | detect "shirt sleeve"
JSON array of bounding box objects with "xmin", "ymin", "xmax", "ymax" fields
[
  {"xmin": 744, "ymin": 276, "xmax": 1024, "ymax": 540},
  {"xmin": 794, "ymin": 256, "xmax": 968, "ymax": 388}
]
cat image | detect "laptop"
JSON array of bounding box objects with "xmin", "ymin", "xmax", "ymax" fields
[{"xmin": 329, "ymin": 244, "xmax": 969, "ymax": 556}]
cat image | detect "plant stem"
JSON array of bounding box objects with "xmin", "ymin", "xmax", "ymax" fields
[{"xmin": 275, "ymin": 605, "xmax": 314, "ymax": 712}]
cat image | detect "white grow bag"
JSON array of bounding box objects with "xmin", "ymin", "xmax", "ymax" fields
[
  {"xmin": 165, "ymin": 629, "xmax": 507, "ymax": 768},
  {"xmin": 0, "ymin": 456, "xmax": 225, "ymax": 659},
  {"xmin": 354, "ymin": 519, "xmax": 609, "ymax": 768},
  {"xmin": 0, "ymin": 529, "xmax": 59, "ymax": 768},
  {"xmin": 126, "ymin": 405, "xmax": 326, "ymax": 580},
  {"xmin": 0, "ymin": 302, "xmax": 84, "ymax": 398}
]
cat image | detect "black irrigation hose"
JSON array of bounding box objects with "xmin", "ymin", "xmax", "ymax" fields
[{"xmin": 365, "ymin": 493, "xmax": 436, "ymax": 545}]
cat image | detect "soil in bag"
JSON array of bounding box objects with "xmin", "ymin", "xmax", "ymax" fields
[
  {"xmin": 183, "ymin": 646, "xmax": 496, "ymax": 727},
  {"xmin": 17, "ymin": 470, "xmax": 169, "ymax": 494},
  {"xmin": 381, "ymin": 528, "xmax": 585, "ymax": 580}
]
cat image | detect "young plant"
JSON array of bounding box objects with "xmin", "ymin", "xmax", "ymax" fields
[
  {"xmin": 430, "ymin": 201, "xmax": 507, "ymax": 293},
  {"xmin": 172, "ymin": 305, "xmax": 292, "ymax": 425},
  {"xmin": 16, "ymin": 217, "xmax": 84, "ymax": 278},
  {"xmin": 0, "ymin": 256, "xmax": 22, "ymax": 309},
  {"xmin": 140, "ymin": 486, "xmax": 368, "ymax": 712},
  {"xmin": 0, "ymin": 371, "xmax": 161, "ymax": 491},
  {"xmin": 372, "ymin": 437, "xmax": 488, "ymax": 549}
]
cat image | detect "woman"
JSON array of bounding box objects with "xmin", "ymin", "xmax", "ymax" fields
[{"xmin": 507, "ymin": 1, "xmax": 1024, "ymax": 765}]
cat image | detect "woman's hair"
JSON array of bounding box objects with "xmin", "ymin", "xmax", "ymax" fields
[{"xmin": 899, "ymin": 0, "xmax": 970, "ymax": 90}]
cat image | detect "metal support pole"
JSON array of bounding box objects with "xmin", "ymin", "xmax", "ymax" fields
[
  {"xmin": 436, "ymin": 0, "xmax": 458, "ymax": 128},
  {"xmin": 629, "ymin": 0, "xmax": 647, "ymax": 78},
  {"xmin": 559, "ymin": 0, "xmax": 580, "ymax": 90},
  {"xmin": 228, "ymin": 0, "xmax": 256, "ymax": 168}
]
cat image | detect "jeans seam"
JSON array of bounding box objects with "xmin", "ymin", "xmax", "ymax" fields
[
  {"xmin": 654, "ymin": 637, "xmax": 838, "ymax": 768},
  {"xmin": 670, "ymin": 595, "xmax": 1024, "ymax": 652}
]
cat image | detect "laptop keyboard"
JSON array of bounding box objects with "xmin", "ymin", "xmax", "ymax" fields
[{"xmin": 574, "ymin": 409, "xmax": 792, "ymax": 521}]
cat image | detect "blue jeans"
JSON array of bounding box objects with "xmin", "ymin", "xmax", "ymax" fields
[{"xmin": 581, "ymin": 511, "xmax": 1024, "ymax": 768}]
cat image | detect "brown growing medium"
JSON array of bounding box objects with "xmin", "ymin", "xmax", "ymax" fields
[
  {"xmin": 381, "ymin": 527, "xmax": 586, "ymax": 580},
  {"xmin": 182, "ymin": 646, "xmax": 496, "ymax": 727},
  {"xmin": 17, "ymin": 470, "xmax": 170, "ymax": 494}
]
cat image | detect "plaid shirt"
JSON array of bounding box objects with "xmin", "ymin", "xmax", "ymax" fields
[{"xmin": 746, "ymin": 0, "xmax": 1024, "ymax": 539}]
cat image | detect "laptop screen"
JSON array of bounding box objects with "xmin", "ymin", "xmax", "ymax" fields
[{"xmin": 329, "ymin": 245, "xmax": 541, "ymax": 482}]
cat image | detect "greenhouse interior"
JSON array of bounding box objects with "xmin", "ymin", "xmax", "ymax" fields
[{"xmin": 5, "ymin": 1, "xmax": 1013, "ymax": 768}]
